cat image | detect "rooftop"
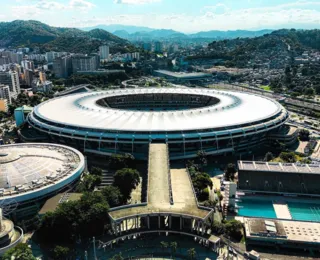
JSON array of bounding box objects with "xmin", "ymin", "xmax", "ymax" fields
[
  {"xmin": 0, "ymin": 143, "xmax": 84, "ymax": 201},
  {"xmin": 39, "ymin": 193, "xmax": 82, "ymax": 215},
  {"xmin": 244, "ymin": 217, "xmax": 320, "ymax": 244},
  {"xmin": 238, "ymin": 161, "xmax": 320, "ymax": 174},
  {"xmin": 34, "ymin": 88, "xmax": 284, "ymax": 132},
  {"xmin": 154, "ymin": 70, "xmax": 212, "ymax": 79}
]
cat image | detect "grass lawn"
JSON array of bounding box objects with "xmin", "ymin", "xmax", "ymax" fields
[{"xmin": 260, "ymin": 85, "xmax": 271, "ymax": 91}]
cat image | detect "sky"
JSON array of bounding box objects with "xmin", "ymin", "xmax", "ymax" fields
[{"xmin": 2, "ymin": 0, "xmax": 320, "ymax": 33}]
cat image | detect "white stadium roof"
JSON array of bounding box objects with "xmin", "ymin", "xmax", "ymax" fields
[{"xmin": 34, "ymin": 88, "xmax": 283, "ymax": 132}]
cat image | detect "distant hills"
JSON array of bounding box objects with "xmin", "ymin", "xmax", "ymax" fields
[
  {"xmin": 82, "ymin": 24, "xmax": 274, "ymax": 41},
  {"xmin": 0, "ymin": 20, "xmax": 135, "ymax": 54}
]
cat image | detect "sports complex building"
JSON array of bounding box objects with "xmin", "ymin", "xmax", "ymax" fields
[
  {"xmin": 0, "ymin": 143, "xmax": 85, "ymax": 219},
  {"xmin": 27, "ymin": 88, "xmax": 290, "ymax": 160}
]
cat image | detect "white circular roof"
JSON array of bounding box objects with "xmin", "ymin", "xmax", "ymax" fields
[
  {"xmin": 34, "ymin": 88, "xmax": 283, "ymax": 132},
  {"xmin": 0, "ymin": 143, "xmax": 85, "ymax": 201}
]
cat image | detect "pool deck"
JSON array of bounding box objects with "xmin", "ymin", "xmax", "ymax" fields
[{"xmin": 273, "ymin": 202, "xmax": 292, "ymax": 220}]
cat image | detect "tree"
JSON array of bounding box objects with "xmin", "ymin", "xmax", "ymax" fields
[
  {"xmin": 170, "ymin": 242, "xmax": 177, "ymax": 256},
  {"xmin": 187, "ymin": 248, "xmax": 196, "ymax": 259},
  {"xmin": 264, "ymin": 152, "xmax": 274, "ymax": 162},
  {"xmin": 53, "ymin": 245, "xmax": 70, "ymax": 260},
  {"xmin": 113, "ymin": 168, "xmax": 140, "ymax": 200},
  {"xmin": 299, "ymin": 129, "xmax": 310, "ymax": 141},
  {"xmin": 225, "ymin": 220, "xmax": 243, "ymax": 241},
  {"xmin": 90, "ymin": 166, "xmax": 103, "ymax": 176},
  {"xmin": 192, "ymin": 172, "xmax": 213, "ymax": 194},
  {"xmin": 197, "ymin": 150, "xmax": 207, "ymax": 169},
  {"xmin": 211, "ymin": 220, "xmax": 226, "ymax": 235},
  {"xmin": 160, "ymin": 241, "xmax": 168, "ymax": 251},
  {"xmin": 101, "ymin": 185, "xmax": 123, "ymax": 207},
  {"xmin": 225, "ymin": 163, "xmax": 236, "ymax": 181},
  {"xmin": 110, "ymin": 253, "xmax": 124, "ymax": 260},
  {"xmin": 37, "ymin": 192, "xmax": 110, "ymax": 245},
  {"xmin": 204, "ymin": 199, "xmax": 218, "ymax": 208},
  {"xmin": 279, "ymin": 151, "xmax": 296, "ymax": 163},
  {"xmin": 2, "ymin": 243, "xmax": 36, "ymax": 260},
  {"xmin": 75, "ymin": 174, "xmax": 102, "ymax": 192},
  {"xmin": 108, "ymin": 153, "xmax": 135, "ymax": 170}
]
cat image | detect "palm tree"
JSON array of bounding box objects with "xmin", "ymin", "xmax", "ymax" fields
[
  {"xmin": 160, "ymin": 241, "xmax": 168, "ymax": 252},
  {"xmin": 170, "ymin": 242, "xmax": 177, "ymax": 257},
  {"xmin": 187, "ymin": 248, "xmax": 196, "ymax": 259}
]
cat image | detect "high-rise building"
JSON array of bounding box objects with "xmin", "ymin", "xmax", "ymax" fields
[
  {"xmin": 21, "ymin": 60, "xmax": 34, "ymax": 71},
  {"xmin": 24, "ymin": 69, "xmax": 34, "ymax": 86},
  {"xmin": 72, "ymin": 54, "xmax": 99, "ymax": 73},
  {"xmin": 46, "ymin": 51, "xmax": 59, "ymax": 63},
  {"xmin": 154, "ymin": 41, "xmax": 163, "ymax": 53},
  {"xmin": 39, "ymin": 71, "xmax": 47, "ymax": 83},
  {"xmin": 99, "ymin": 45, "xmax": 110, "ymax": 60},
  {"xmin": 53, "ymin": 56, "xmax": 72, "ymax": 78},
  {"xmin": 143, "ymin": 43, "xmax": 152, "ymax": 51},
  {"xmin": 0, "ymin": 98, "xmax": 8, "ymax": 112},
  {"xmin": 0, "ymin": 71, "xmax": 20, "ymax": 96},
  {"xmin": 0, "ymin": 84, "xmax": 11, "ymax": 105}
]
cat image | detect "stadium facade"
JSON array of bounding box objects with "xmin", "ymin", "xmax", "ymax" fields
[{"xmin": 27, "ymin": 88, "xmax": 289, "ymax": 159}]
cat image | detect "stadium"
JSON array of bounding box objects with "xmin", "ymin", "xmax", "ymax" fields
[
  {"xmin": 27, "ymin": 88, "xmax": 289, "ymax": 159},
  {"xmin": 0, "ymin": 143, "xmax": 85, "ymax": 218}
]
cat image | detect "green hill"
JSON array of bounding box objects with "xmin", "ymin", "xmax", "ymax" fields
[{"xmin": 0, "ymin": 20, "xmax": 135, "ymax": 54}]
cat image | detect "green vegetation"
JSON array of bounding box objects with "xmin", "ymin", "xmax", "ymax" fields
[
  {"xmin": 113, "ymin": 168, "xmax": 140, "ymax": 201},
  {"xmin": 0, "ymin": 20, "xmax": 136, "ymax": 54},
  {"xmin": 187, "ymin": 248, "xmax": 196, "ymax": 259},
  {"xmin": 260, "ymin": 85, "xmax": 271, "ymax": 91},
  {"xmin": 110, "ymin": 253, "xmax": 124, "ymax": 260},
  {"xmin": 75, "ymin": 173, "xmax": 101, "ymax": 192},
  {"xmin": 187, "ymin": 161, "xmax": 213, "ymax": 201},
  {"xmin": 211, "ymin": 220, "xmax": 243, "ymax": 241},
  {"xmin": 36, "ymin": 192, "xmax": 110, "ymax": 245},
  {"xmin": 264, "ymin": 152, "xmax": 274, "ymax": 162},
  {"xmin": 52, "ymin": 245, "xmax": 70, "ymax": 260},
  {"xmin": 224, "ymin": 163, "xmax": 237, "ymax": 181},
  {"xmin": 108, "ymin": 153, "xmax": 136, "ymax": 170},
  {"xmin": 299, "ymin": 129, "xmax": 310, "ymax": 141},
  {"xmin": 2, "ymin": 243, "xmax": 36, "ymax": 260},
  {"xmin": 9, "ymin": 93, "xmax": 44, "ymax": 114}
]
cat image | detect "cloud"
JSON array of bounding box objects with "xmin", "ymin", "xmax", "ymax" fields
[
  {"xmin": 12, "ymin": 0, "xmax": 95, "ymax": 17},
  {"xmin": 114, "ymin": 0, "xmax": 161, "ymax": 4},
  {"xmin": 70, "ymin": 0, "xmax": 95, "ymax": 10}
]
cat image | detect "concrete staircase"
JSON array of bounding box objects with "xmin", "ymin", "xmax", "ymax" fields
[{"xmin": 97, "ymin": 170, "xmax": 114, "ymax": 190}]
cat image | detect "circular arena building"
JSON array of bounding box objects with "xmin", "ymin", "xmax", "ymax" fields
[
  {"xmin": 0, "ymin": 143, "xmax": 85, "ymax": 217},
  {"xmin": 27, "ymin": 88, "xmax": 289, "ymax": 160}
]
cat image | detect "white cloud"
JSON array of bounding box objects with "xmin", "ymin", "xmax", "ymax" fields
[
  {"xmin": 114, "ymin": 0, "xmax": 161, "ymax": 4},
  {"xmin": 12, "ymin": 0, "xmax": 95, "ymax": 17}
]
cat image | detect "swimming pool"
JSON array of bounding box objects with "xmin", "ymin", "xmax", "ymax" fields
[
  {"xmin": 237, "ymin": 197, "xmax": 320, "ymax": 222},
  {"xmin": 288, "ymin": 202, "xmax": 320, "ymax": 222},
  {"xmin": 237, "ymin": 198, "xmax": 277, "ymax": 219}
]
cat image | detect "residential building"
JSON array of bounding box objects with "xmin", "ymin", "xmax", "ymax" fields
[
  {"xmin": 21, "ymin": 60, "xmax": 34, "ymax": 71},
  {"xmin": 39, "ymin": 71, "xmax": 47, "ymax": 83},
  {"xmin": 24, "ymin": 69, "xmax": 34, "ymax": 86},
  {"xmin": 0, "ymin": 84, "xmax": 11, "ymax": 105},
  {"xmin": 53, "ymin": 56, "xmax": 72, "ymax": 78},
  {"xmin": 154, "ymin": 41, "xmax": 163, "ymax": 53},
  {"xmin": 46, "ymin": 51, "xmax": 59, "ymax": 63},
  {"xmin": 0, "ymin": 71, "xmax": 20, "ymax": 96},
  {"xmin": 72, "ymin": 54, "xmax": 99, "ymax": 73},
  {"xmin": 99, "ymin": 45, "xmax": 110, "ymax": 60},
  {"xmin": 143, "ymin": 43, "xmax": 152, "ymax": 51},
  {"xmin": 32, "ymin": 79, "xmax": 52, "ymax": 94},
  {"xmin": 0, "ymin": 98, "xmax": 8, "ymax": 112}
]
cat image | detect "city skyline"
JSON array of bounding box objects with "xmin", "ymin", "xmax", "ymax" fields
[{"xmin": 1, "ymin": 0, "xmax": 320, "ymax": 33}]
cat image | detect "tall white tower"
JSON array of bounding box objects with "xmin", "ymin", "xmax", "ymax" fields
[{"xmin": 99, "ymin": 45, "xmax": 110, "ymax": 60}]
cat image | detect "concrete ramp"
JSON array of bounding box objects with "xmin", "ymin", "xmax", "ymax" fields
[
  {"xmin": 273, "ymin": 201, "xmax": 292, "ymax": 220},
  {"xmin": 148, "ymin": 143, "xmax": 170, "ymax": 207}
]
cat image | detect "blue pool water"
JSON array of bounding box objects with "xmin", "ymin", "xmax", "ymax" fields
[
  {"xmin": 237, "ymin": 198, "xmax": 277, "ymax": 219},
  {"xmin": 237, "ymin": 197, "xmax": 320, "ymax": 222},
  {"xmin": 288, "ymin": 202, "xmax": 320, "ymax": 222}
]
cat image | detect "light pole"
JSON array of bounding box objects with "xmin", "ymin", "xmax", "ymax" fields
[
  {"xmin": 93, "ymin": 236, "xmax": 97, "ymax": 260},
  {"xmin": 84, "ymin": 251, "xmax": 88, "ymax": 260}
]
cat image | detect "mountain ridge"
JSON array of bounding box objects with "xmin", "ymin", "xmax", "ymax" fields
[{"xmin": 0, "ymin": 20, "xmax": 135, "ymax": 54}]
